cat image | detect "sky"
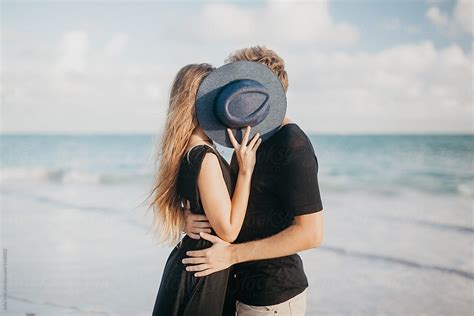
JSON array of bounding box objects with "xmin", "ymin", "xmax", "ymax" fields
[{"xmin": 1, "ymin": 0, "xmax": 473, "ymax": 134}]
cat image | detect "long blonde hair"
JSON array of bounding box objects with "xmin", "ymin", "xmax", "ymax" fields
[{"xmin": 149, "ymin": 63, "xmax": 214, "ymax": 245}]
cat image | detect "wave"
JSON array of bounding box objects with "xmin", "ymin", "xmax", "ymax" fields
[
  {"xmin": 377, "ymin": 215, "xmax": 474, "ymax": 234},
  {"xmin": 457, "ymin": 183, "xmax": 474, "ymax": 197},
  {"xmin": 2, "ymin": 188, "xmax": 151, "ymax": 232},
  {"xmin": 320, "ymin": 178, "xmax": 474, "ymax": 198},
  {"xmin": 0, "ymin": 167, "xmax": 152, "ymax": 185},
  {"xmin": 321, "ymin": 245, "xmax": 474, "ymax": 281},
  {"xmin": 8, "ymin": 294, "xmax": 110, "ymax": 315},
  {"xmin": 2, "ymin": 166, "xmax": 473, "ymax": 198}
]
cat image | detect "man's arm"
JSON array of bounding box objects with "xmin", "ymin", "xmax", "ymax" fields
[
  {"xmin": 183, "ymin": 209, "xmax": 212, "ymax": 239},
  {"xmin": 233, "ymin": 211, "xmax": 323, "ymax": 263},
  {"xmin": 182, "ymin": 210, "xmax": 323, "ymax": 277}
]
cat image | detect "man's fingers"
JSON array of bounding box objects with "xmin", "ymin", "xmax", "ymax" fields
[
  {"xmin": 190, "ymin": 228, "xmax": 211, "ymax": 235},
  {"xmin": 199, "ymin": 232, "xmax": 221, "ymax": 244},
  {"xmin": 195, "ymin": 269, "xmax": 216, "ymax": 278},
  {"xmin": 190, "ymin": 214, "xmax": 209, "ymax": 222},
  {"xmin": 186, "ymin": 249, "xmax": 206, "ymax": 257},
  {"xmin": 185, "ymin": 210, "xmax": 207, "ymax": 222},
  {"xmin": 182, "ymin": 257, "xmax": 207, "ymax": 265},
  {"xmin": 241, "ymin": 126, "xmax": 251, "ymax": 146},
  {"xmin": 186, "ymin": 264, "xmax": 209, "ymax": 272},
  {"xmin": 227, "ymin": 128, "xmax": 239, "ymax": 149},
  {"xmin": 248, "ymin": 132, "xmax": 260, "ymax": 149},
  {"xmin": 193, "ymin": 221, "xmax": 211, "ymax": 229},
  {"xmin": 187, "ymin": 232, "xmax": 201, "ymax": 240}
]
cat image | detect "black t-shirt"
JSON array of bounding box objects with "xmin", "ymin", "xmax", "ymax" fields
[{"xmin": 229, "ymin": 123, "xmax": 323, "ymax": 306}]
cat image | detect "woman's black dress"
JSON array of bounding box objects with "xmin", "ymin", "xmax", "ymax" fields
[{"xmin": 152, "ymin": 145, "xmax": 233, "ymax": 316}]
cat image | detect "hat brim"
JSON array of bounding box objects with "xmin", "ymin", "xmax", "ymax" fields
[{"xmin": 196, "ymin": 61, "xmax": 287, "ymax": 148}]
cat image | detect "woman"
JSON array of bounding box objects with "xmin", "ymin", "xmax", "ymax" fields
[{"xmin": 149, "ymin": 63, "xmax": 261, "ymax": 315}]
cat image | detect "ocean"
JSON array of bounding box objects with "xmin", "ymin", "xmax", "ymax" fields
[{"xmin": 1, "ymin": 134, "xmax": 473, "ymax": 315}]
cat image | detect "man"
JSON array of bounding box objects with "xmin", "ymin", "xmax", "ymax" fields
[{"xmin": 183, "ymin": 46, "xmax": 324, "ymax": 315}]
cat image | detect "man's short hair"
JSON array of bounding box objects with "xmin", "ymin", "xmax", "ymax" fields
[{"xmin": 225, "ymin": 46, "xmax": 289, "ymax": 92}]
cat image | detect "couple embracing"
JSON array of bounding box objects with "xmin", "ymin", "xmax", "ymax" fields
[{"xmin": 149, "ymin": 46, "xmax": 324, "ymax": 316}]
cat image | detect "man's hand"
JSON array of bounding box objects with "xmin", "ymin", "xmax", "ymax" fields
[
  {"xmin": 182, "ymin": 232, "xmax": 235, "ymax": 277},
  {"xmin": 183, "ymin": 209, "xmax": 212, "ymax": 239}
]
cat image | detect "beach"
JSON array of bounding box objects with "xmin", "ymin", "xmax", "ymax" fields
[{"xmin": 1, "ymin": 134, "xmax": 472, "ymax": 315}]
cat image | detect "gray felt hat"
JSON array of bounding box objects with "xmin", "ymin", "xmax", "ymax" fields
[{"xmin": 196, "ymin": 61, "xmax": 287, "ymax": 148}]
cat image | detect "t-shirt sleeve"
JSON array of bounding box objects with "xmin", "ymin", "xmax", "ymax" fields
[{"xmin": 278, "ymin": 144, "xmax": 323, "ymax": 216}]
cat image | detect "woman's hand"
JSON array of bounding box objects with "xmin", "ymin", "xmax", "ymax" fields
[{"xmin": 227, "ymin": 126, "xmax": 262, "ymax": 175}]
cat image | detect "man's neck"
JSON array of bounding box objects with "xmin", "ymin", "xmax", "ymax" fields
[{"xmin": 278, "ymin": 117, "xmax": 293, "ymax": 130}]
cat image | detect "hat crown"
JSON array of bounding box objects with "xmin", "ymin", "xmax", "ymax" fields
[
  {"xmin": 214, "ymin": 79, "xmax": 270, "ymax": 129},
  {"xmin": 195, "ymin": 61, "xmax": 287, "ymax": 148}
]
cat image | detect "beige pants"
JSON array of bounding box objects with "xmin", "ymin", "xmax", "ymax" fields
[{"xmin": 235, "ymin": 289, "xmax": 307, "ymax": 316}]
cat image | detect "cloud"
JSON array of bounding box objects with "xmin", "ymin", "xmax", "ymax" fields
[
  {"xmin": 454, "ymin": 0, "xmax": 473, "ymax": 35},
  {"xmin": 426, "ymin": 6, "xmax": 449, "ymax": 27},
  {"xmin": 285, "ymin": 41, "xmax": 472, "ymax": 133},
  {"xmin": 5, "ymin": 31, "xmax": 471, "ymax": 134},
  {"xmin": 104, "ymin": 33, "xmax": 128, "ymax": 57},
  {"xmin": 144, "ymin": 82, "xmax": 164, "ymax": 102},
  {"xmin": 3, "ymin": 29, "xmax": 174, "ymax": 133},
  {"xmin": 56, "ymin": 30, "xmax": 89, "ymax": 73},
  {"xmin": 2, "ymin": 2, "xmax": 472, "ymax": 134},
  {"xmin": 426, "ymin": 0, "xmax": 473, "ymax": 36},
  {"xmin": 190, "ymin": 0, "xmax": 359, "ymax": 47}
]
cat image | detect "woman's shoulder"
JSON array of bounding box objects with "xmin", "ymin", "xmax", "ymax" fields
[{"xmin": 182, "ymin": 144, "xmax": 219, "ymax": 168}]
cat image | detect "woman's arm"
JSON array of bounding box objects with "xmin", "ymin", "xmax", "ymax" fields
[{"xmin": 197, "ymin": 127, "xmax": 261, "ymax": 243}]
